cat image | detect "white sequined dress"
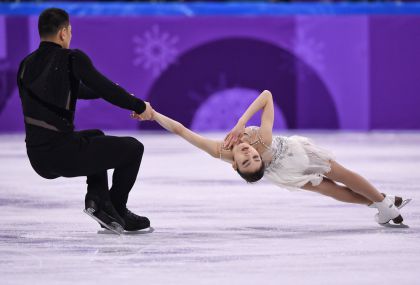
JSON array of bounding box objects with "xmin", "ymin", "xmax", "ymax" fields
[{"xmin": 246, "ymin": 127, "xmax": 334, "ymax": 191}]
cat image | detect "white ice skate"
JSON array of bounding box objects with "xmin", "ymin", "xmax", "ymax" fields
[
  {"xmin": 389, "ymin": 195, "xmax": 412, "ymax": 210},
  {"xmin": 373, "ymin": 196, "xmax": 408, "ymax": 228},
  {"xmin": 368, "ymin": 194, "xmax": 412, "ymax": 210}
]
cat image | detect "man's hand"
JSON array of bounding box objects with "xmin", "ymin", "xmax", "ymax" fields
[
  {"xmin": 224, "ymin": 121, "xmax": 246, "ymax": 148},
  {"xmin": 131, "ymin": 102, "xmax": 154, "ymax": 121}
]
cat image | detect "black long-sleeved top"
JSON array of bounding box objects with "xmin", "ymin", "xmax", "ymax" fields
[{"xmin": 17, "ymin": 41, "xmax": 145, "ymax": 146}]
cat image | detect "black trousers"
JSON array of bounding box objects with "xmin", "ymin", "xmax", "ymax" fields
[{"xmin": 26, "ymin": 129, "xmax": 144, "ymax": 214}]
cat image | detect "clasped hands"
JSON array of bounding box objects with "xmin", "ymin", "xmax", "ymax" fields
[{"xmin": 131, "ymin": 101, "xmax": 154, "ymax": 121}]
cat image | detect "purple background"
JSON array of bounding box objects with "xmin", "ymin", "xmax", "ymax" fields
[{"xmin": 0, "ymin": 15, "xmax": 419, "ymax": 131}]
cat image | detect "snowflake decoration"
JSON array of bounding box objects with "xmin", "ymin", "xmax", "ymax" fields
[
  {"xmin": 293, "ymin": 29, "xmax": 325, "ymax": 73},
  {"xmin": 133, "ymin": 25, "xmax": 179, "ymax": 77}
]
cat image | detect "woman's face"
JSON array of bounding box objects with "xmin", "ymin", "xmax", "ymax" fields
[{"xmin": 232, "ymin": 142, "xmax": 262, "ymax": 173}]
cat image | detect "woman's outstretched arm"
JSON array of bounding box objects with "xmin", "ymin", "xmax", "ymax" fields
[
  {"xmin": 225, "ymin": 90, "xmax": 274, "ymax": 147},
  {"xmin": 151, "ymin": 111, "xmax": 222, "ymax": 159}
]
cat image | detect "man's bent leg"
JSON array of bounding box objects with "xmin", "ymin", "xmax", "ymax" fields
[
  {"xmin": 45, "ymin": 132, "xmax": 149, "ymax": 231},
  {"xmin": 86, "ymin": 171, "xmax": 109, "ymax": 203},
  {"xmin": 109, "ymin": 137, "xmax": 144, "ymax": 214}
]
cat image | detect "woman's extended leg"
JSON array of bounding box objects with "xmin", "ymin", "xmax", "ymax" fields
[
  {"xmin": 302, "ymin": 178, "xmax": 372, "ymax": 205},
  {"xmin": 324, "ymin": 160, "xmax": 384, "ymax": 203}
]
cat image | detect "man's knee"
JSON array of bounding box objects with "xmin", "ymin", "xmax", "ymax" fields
[
  {"xmin": 79, "ymin": 129, "xmax": 105, "ymax": 138},
  {"xmin": 126, "ymin": 137, "xmax": 144, "ymax": 159},
  {"xmin": 95, "ymin": 129, "xmax": 105, "ymax": 136},
  {"xmin": 90, "ymin": 129, "xmax": 105, "ymax": 137}
]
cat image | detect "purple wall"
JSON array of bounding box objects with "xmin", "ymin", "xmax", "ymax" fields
[
  {"xmin": 0, "ymin": 14, "xmax": 419, "ymax": 131},
  {"xmin": 370, "ymin": 16, "xmax": 420, "ymax": 129}
]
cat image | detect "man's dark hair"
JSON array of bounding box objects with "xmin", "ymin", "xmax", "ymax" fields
[
  {"xmin": 38, "ymin": 8, "xmax": 69, "ymax": 38},
  {"xmin": 237, "ymin": 161, "xmax": 265, "ymax": 183}
]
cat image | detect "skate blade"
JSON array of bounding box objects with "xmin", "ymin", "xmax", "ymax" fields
[
  {"xmin": 83, "ymin": 209, "xmax": 123, "ymax": 235},
  {"xmin": 379, "ymin": 222, "xmax": 410, "ymax": 228},
  {"xmin": 398, "ymin": 198, "xmax": 412, "ymax": 210},
  {"xmin": 374, "ymin": 213, "xmax": 405, "ymax": 225},
  {"xmin": 98, "ymin": 227, "xmax": 155, "ymax": 235},
  {"xmin": 125, "ymin": 227, "xmax": 155, "ymax": 235}
]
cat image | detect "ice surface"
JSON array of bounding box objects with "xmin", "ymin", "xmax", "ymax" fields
[{"xmin": 0, "ymin": 132, "xmax": 419, "ymax": 285}]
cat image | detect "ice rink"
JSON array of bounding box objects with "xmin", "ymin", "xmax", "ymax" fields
[{"xmin": 1, "ymin": 132, "xmax": 419, "ymax": 285}]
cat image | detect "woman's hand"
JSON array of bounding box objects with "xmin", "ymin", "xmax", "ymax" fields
[
  {"xmin": 224, "ymin": 121, "xmax": 246, "ymax": 148},
  {"xmin": 131, "ymin": 110, "xmax": 155, "ymax": 121}
]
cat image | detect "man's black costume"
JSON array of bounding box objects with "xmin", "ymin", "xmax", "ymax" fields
[{"xmin": 17, "ymin": 41, "xmax": 150, "ymax": 233}]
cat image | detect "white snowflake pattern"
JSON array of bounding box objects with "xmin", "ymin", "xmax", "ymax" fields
[
  {"xmin": 293, "ymin": 29, "xmax": 325, "ymax": 72},
  {"xmin": 133, "ymin": 25, "xmax": 179, "ymax": 77}
]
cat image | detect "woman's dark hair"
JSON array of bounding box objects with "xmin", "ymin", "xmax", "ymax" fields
[
  {"xmin": 237, "ymin": 161, "xmax": 265, "ymax": 183},
  {"xmin": 38, "ymin": 8, "xmax": 69, "ymax": 38}
]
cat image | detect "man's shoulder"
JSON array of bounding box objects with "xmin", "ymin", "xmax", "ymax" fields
[
  {"xmin": 68, "ymin": 49, "xmax": 92, "ymax": 66},
  {"xmin": 19, "ymin": 50, "xmax": 37, "ymax": 65},
  {"xmin": 17, "ymin": 50, "xmax": 38, "ymax": 76},
  {"xmin": 69, "ymin": 48, "xmax": 89, "ymax": 58}
]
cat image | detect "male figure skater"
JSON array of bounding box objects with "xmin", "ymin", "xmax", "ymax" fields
[{"xmin": 17, "ymin": 8, "xmax": 151, "ymax": 234}]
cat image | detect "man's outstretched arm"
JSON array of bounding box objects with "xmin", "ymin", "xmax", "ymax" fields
[
  {"xmin": 71, "ymin": 49, "xmax": 147, "ymax": 114},
  {"xmin": 77, "ymin": 83, "xmax": 100, "ymax": 100}
]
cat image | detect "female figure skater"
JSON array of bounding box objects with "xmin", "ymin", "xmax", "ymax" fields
[{"xmin": 133, "ymin": 90, "xmax": 409, "ymax": 226}]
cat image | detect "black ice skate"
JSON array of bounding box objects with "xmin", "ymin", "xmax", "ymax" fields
[
  {"xmin": 121, "ymin": 208, "xmax": 151, "ymax": 231},
  {"xmin": 84, "ymin": 198, "xmax": 125, "ymax": 235}
]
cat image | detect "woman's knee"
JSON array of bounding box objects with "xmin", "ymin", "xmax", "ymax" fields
[
  {"xmin": 301, "ymin": 182, "xmax": 319, "ymax": 192},
  {"xmin": 325, "ymin": 161, "xmax": 353, "ymax": 183},
  {"xmin": 301, "ymin": 178, "xmax": 335, "ymax": 194}
]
